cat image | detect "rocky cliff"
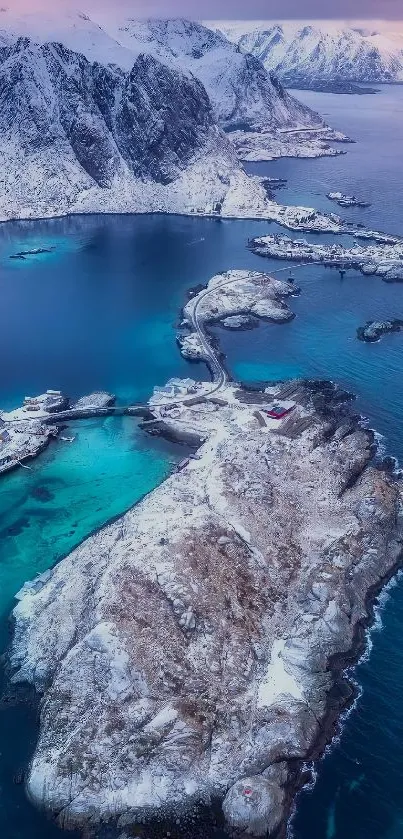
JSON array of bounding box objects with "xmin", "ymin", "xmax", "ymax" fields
[
  {"xmin": 112, "ymin": 17, "xmax": 325, "ymax": 133},
  {"xmin": 1, "ymin": 31, "xmax": 256, "ymax": 220}
]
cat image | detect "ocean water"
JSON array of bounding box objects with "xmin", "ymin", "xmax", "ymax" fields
[{"xmin": 0, "ymin": 85, "xmax": 403, "ymax": 838}]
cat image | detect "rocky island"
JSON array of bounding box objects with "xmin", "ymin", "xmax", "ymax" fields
[
  {"xmin": 357, "ymin": 319, "xmax": 403, "ymax": 343},
  {"xmin": 178, "ymin": 270, "xmax": 298, "ymax": 369},
  {"xmin": 10, "ymin": 375, "xmax": 403, "ymax": 837},
  {"xmin": 249, "ymin": 234, "xmax": 403, "ymax": 281}
]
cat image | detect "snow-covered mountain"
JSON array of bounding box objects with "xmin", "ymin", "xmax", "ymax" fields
[
  {"xmin": 0, "ymin": 25, "xmax": 272, "ymax": 222},
  {"xmin": 0, "ymin": 9, "xmax": 326, "ymax": 132},
  {"xmin": 208, "ymin": 20, "xmax": 403, "ymax": 87},
  {"xmin": 110, "ymin": 17, "xmax": 324, "ymax": 132},
  {"xmin": 0, "ymin": 9, "xmax": 343, "ymax": 222}
]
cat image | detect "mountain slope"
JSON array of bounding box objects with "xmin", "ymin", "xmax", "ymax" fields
[
  {"xmin": 209, "ymin": 20, "xmax": 403, "ymax": 87},
  {"xmin": 0, "ymin": 33, "xmax": 270, "ymax": 222},
  {"xmin": 0, "ymin": 10, "xmax": 326, "ymax": 133},
  {"xmin": 111, "ymin": 17, "xmax": 325, "ymax": 133}
]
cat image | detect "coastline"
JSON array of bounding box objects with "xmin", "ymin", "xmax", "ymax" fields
[
  {"xmin": 2, "ymin": 85, "xmax": 403, "ymax": 839},
  {"xmin": 6, "ymin": 264, "xmax": 403, "ymax": 837}
]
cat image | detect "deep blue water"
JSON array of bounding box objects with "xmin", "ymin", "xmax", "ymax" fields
[{"xmin": 0, "ymin": 85, "xmax": 403, "ymax": 838}]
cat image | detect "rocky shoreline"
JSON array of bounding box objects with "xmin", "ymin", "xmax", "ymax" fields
[
  {"xmin": 249, "ymin": 234, "xmax": 403, "ymax": 282},
  {"xmin": 7, "ymin": 264, "xmax": 403, "ymax": 838}
]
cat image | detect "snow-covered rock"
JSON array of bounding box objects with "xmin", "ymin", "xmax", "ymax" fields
[
  {"xmin": 183, "ymin": 269, "xmax": 296, "ymax": 326},
  {"xmin": 208, "ymin": 20, "xmax": 403, "ymax": 87},
  {"xmin": 72, "ymin": 393, "xmax": 116, "ymax": 411},
  {"xmin": 178, "ymin": 269, "xmax": 296, "ymax": 369}
]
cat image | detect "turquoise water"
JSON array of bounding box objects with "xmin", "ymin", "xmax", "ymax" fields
[{"xmin": 0, "ymin": 85, "xmax": 403, "ymax": 837}]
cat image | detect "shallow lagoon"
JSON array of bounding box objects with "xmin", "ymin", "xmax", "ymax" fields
[{"xmin": 1, "ymin": 86, "xmax": 403, "ymax": 838}]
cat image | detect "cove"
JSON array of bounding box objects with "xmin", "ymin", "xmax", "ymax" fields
[{"xmin": 0, "ymin": 85, "xmax": 403, "ymax": 839}]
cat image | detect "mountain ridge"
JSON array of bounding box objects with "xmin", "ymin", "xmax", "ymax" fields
[{"xmin": 207, "ymin": 20, "xmax": 403, "ymax": 87}]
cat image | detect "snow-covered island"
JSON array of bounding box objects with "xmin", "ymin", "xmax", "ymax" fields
[
  {"xmin": 10, "ymin": 372, "xmax": 403, "ymax": 837},
  {"xmin": 0, "ymin": 391, "xmax": 115, "ymax": 475},
  {"xmin": 357, "ymin": 319, "xmax": 403, "ymax": 343},
  {"xmin": 249, "ymin": 234, "xmax": 403, "ymax": 281},
  {"xmin": 327, "ymin": 192, "xmax": 371, "ymax": 208},
  {"xmin": 178, "ymin": 270, "xmax": 297, "ymax": 368}
]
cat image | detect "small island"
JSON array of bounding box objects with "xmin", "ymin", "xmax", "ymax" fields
[
  {"xmin": 177, "ymin": 269, "xmax": 297, "ymax": 368},
  {"xmin": 327, "ymin": 191, "xmax": 371, "ymax": 208},
  {"xmin": 9, "ymin": 247, "xmax": 54, "ymax": 260},
  {"xmin": 231, "ymin": 125, "xmax": 352, "ymax": 163},
  {"xmin": 357, "ymin": 319, "xmax": 403, "ymax": 342}
]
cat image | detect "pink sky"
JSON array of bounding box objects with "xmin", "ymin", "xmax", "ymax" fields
[{"xmin": 5, "ymin": 0, "xmax": 403, "ymax": 18}]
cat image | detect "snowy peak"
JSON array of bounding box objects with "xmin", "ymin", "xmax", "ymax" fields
[
  {"xmin": 0, "ymin": 10, "xmax": 325, "ymax": 133},
  {"xmin": 207, "ymin": 20, "xmax": 403, "ymax": 85},
  {"xmin": 108, "ymin": 17, "xmax": 324, "ymax": 132},
  {"xmin": 0, "ymin": 7, "xmax": 136, "ymax": 70}
]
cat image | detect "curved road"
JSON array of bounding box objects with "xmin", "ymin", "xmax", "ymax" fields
[
  {"xmin": 188, "ymin": 262, "xmax": 310, "ymax": 395},
  {"xmin": 3, "ymin": 264, "xmax": 310, "ymax": 431}
]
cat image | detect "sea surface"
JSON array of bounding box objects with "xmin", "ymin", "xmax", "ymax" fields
[{"xmin": 0, "ymin": 85, "xmax": 403, "ymax": 838}]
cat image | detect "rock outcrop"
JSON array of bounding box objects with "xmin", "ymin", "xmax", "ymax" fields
[
  {"xmin": 357, "ymin": 319, "xmax": 403, "ymax": 342},
  {"xmin": 10, "ymin": 376, "xmax": 403, "ymax": 835},
  {"xmin": 0, "ymin": 391, "xmax": 116, "ymax": 475}
]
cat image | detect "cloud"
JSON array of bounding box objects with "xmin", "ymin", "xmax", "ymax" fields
[{"xmin": 3, "ymin": 0, "xmax": 401, "ymax": 19}]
